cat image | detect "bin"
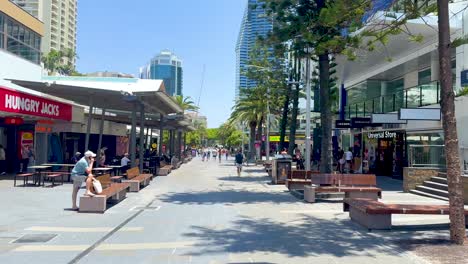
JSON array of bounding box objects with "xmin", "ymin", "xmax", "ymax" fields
[{"xmin": 272, "ymin": 154, "xmax": 292, "ymax": 184}]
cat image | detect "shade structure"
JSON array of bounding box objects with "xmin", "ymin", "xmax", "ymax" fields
[{"xmin": 8, "ymin": 76, "xmax": 183, "ymax": 115}]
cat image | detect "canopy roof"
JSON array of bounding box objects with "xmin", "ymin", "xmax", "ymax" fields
[{"xmin": 8, "ymin": 76, "xmax": 183, "ymax": 115}]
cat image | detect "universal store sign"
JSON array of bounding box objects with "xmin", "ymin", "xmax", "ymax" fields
[
  {"xmin": 0, "ymin": 86, "xmax": 72, "ymax": 121},
  {"xmin": 367, "ymin": 131, "xmax": 397, "ymax": 139}
]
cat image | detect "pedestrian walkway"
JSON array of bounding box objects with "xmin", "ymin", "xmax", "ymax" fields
[{"xmin": 0, "ymin": 157, "xmax": 459, "ymax": 263}]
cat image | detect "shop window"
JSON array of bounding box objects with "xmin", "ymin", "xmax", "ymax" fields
[{"xmin": 418, "ymin": 68, "xmax": 431, "ymax": 85}]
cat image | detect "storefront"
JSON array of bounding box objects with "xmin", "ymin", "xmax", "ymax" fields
[
  {"xmin": 0, "ymin": 86, "xmax": 72, "ymax": 172},
  {"xmin": 362, "ymin": 130, "xmax": 406, "ymax": 178}
]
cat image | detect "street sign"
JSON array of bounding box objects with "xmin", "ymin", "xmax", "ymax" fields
[
  {"xmin": 399, "ymin": 108, "xmax": 441, "ymax": 120},
  {"xmin": 335, "ymin": 120, "xmax": 350, "ymax": 129},
  {"xmin": 371, "ymin": 113, "xmax": 407, "ymax": 124}
]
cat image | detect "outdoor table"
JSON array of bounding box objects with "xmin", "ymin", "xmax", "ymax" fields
[
  {"xmin": 28, "ymin": 165, "xmax": 52, "ymax": 186},
  {"xmin": 92, "ymin": 167, "xmax": 113, "ymax": 176},
  {"xmin": 42, "ymin": 163, "xmax": 75, "ymax": 182},
  {"xmin": 106, "ymin": 165, "xmax": 123, "ymax": 176}
]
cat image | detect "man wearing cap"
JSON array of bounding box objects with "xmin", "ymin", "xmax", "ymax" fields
[{"xmin": 71, "ymin": 150, "xmax": 96, "ymax": 210}]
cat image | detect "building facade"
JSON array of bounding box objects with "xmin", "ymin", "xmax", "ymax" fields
[
  {"xmin": 235, "ymin": 0, "xmax": 272, "ymax": 99},
  {"xmin": 10, "ymin": 0, "xmax": 77, "ymax": 63},
  {"xmin": 87, "ymin": 71, "xmax": 134, "ymax": 78},
  {"xmin": 139, "ymin": 49, "xmax": 183, "ymax": 96},
  {"xmin": 335, "ymin": 1, "xmax": 468, "ymax": 180}
]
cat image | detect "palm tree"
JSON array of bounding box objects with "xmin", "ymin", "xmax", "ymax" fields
[
  {"xmin": 229, "ymin": 87, "xmax": 267, "ymax": 161},
  {"xmin": 173, "ymin": 95, "xmax": 199, "ymax": 112}
]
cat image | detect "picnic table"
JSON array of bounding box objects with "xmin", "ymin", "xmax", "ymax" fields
[
  {"xmin": 27, "ymin": 165, "xmax": 52, "ymax": 186},
  {"xmin": 42, "ymin": 163, "xmax": 75, "ymax": 181},
  {"xmin": 106, "ymin": 165, "xmax": 124, "ymax": 176},
  {"xmin": 92, "ymin": 167, "xmax": 113, "ymax": 175}
]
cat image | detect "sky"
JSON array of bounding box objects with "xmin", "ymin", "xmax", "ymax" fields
[{"xmin": 76, "ymin": 0, "xmax": 246, "ymax": 128}]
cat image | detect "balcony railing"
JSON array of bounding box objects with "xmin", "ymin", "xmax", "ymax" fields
[{"xmin": 346, "ymin": 81, "xmax": 440, "ymax": 118}]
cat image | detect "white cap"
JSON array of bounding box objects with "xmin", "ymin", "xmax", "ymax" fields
[
  {"xmin": 75, "ymin": 152, "xmax": 81, "ymax": 155},
  {"xmin": 84, "ymin": 151, "xmax": 96, "ymax": 158}
]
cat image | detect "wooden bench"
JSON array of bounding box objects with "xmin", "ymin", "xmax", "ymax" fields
[
  {"xmin": 122, "ymin": 167, "xmax": 152, "ymax": 192},
  {"xmin": 79, "ymin": 174, "xmax": 130, "ymax": 213},
  {"xmin": 158, "ymin": 161, "xmax": 172, "ymax": 176},
  {"xmin": 285, "ymin": 170, "xmax": 320, "ymax": 190},
  {"xmin": 303, "ymin": 174, "xmax": 382, "ymax": 203},
  {"xmin": 343, "ymin": 198, "xmax": 468, "ymax": 230},
  {"xmin": 43, "ymin": 172, "xmax": 64, "ymax": 187},
  {"xmin": 14, "ymin": 173, "xmax": 34, "ymax": 187}
]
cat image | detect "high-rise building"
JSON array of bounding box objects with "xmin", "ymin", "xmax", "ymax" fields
[
  {"xmin": 235, "ymin": 0, "xmax": 272, "ymax": 99},
  {"xmin": 139, "ymin": 49, "xmax": 183, "ymax": 96},
  {"xmin": 10, "ymin": 0, "xmax": 77, "ymax": 64}
]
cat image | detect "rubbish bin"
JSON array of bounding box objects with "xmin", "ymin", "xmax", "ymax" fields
[{"xmin": 272, "ymin": 154, "xmax": 292, "ymax": 184}]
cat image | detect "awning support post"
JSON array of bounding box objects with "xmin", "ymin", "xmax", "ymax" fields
[
  {"xmin": 130, "ymin": 103, "xmax": 137, "ymax": 167},
  {"xmin": 177, "ymin": 130, "xmax": 182, "ymax": 159},
  {"xmin": 84, "ymin": 97, "xmax": 94, "ymax": 151},
  {"xmin": 139, "ymin": 104, "xmax": 145, "ymax": 172},
  {"xmin": 97, "ymin": 108, "xmax": 106, "ymax": 166}
]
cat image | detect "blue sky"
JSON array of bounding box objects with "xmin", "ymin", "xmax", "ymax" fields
[{"xmin": 76, "ymin": 0, "xmax": 246, "ymax": 128}]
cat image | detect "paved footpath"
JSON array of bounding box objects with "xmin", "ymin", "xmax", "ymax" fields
[{"xmin": 0, "ymin": 157, "xmax": 457, "ymax": 263}]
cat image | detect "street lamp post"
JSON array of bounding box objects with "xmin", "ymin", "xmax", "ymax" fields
[{"xmin": 305, "ymin": 50, "xmax": 312, "ymax": 171}]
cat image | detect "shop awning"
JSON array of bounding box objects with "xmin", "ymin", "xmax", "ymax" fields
[{"xmin": 8, "ymin": 76, "xmax": 183, "ymax": 115}]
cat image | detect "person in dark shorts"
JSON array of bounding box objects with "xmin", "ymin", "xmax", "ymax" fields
[{"xmin": 235, "ymin": 150, "xmax": 244, "ymax": 176}]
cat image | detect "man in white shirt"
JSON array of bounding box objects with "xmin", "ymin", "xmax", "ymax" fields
[
  {"xmin": 121, "ymin": 153, "xmax": 131, "ymax": 173},
  {"xmin": 345, "ymin": 147, "xmax": 354, "ymax": 173}
]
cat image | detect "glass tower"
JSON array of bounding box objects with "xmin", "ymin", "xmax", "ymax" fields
[
  {"xmin": 235, "ymin": 0, "xmax": 272, "ymax": 99},
  {"xmin": 139, "ymin": 49, "xmax": 183, "ymax": 96}
]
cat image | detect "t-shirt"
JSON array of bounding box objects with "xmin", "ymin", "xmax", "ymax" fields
[
  {"xmin": 235, "ymin": 153, "xmax": 244, "ymax": 164},
  {"xmin": 345, "ymin": 151, "xmax": 353, "ymax": 161},
  {"xmin": 121, "ymin": 157, "xmax": 130, "ymax": 166},
  {"xmin": 72, "ymin": 157, "xmax": 89, "ymax": 176}
]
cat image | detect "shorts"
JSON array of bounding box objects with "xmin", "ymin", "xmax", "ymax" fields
[
  {"xmin": 235, "ymin": 163, "xmax": 243, "ymax": 168},
  {"xmin": 72, "ymin": 175, "xmax": 87, "ymax": 189}
]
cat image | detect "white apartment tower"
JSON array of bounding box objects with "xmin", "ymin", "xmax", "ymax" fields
[{"xmin": 11, "ymin": 0, "xmax": 77, "ymax": 63}]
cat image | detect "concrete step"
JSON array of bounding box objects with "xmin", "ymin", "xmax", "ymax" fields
[
  {"xmin": 431, "ymin": 176, "xmax": 448, "ymax": 184},
  {"xmin": 422, "ymin": 181, "xmax": 448, "ymax": 191},
  {"xmin": 409, "ymin": 189, "xmax": 449, "ymax": 201},
  {"xmin": 437, "ymin": 172, "xmax": 447, "ymax": 178},
  {"xmin": 415, "ymin": 185, "xmax": 449, "ymax": 198}
]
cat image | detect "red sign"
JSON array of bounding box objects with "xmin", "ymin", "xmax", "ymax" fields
[
  {"xmin": 0, "ymin": 86, "xmax": 72, "ymax": 121},
  {"xmin": 5, "ymin": 117, "xmax": 24, "ymax": 125}
]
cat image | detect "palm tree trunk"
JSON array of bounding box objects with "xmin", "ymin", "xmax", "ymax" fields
[
  {"xmin": 248, "ymin": 121, "xmax": 257, "ymax": 161},
  {"xmin": 437, "ymin": 0, "xmax": 465, "ymax": 245},
  {"xmin": 319, "ymin": 53, "xmax": 332, "ymax": 173},
  {"xmin": 279, "ymin": 84, "xmax": 291, "ymax": 151},
  {"xmin": 288, "ymin": 85, "xmax": 300, "ymax": 155},
  {"xmin": 257, "ymin": 115, "xmax": 264, "ymax": 157}
]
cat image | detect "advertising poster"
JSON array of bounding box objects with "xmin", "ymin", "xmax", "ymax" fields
[{"xmin": 18, "ymin": 131, "xmax": 34, "ymax": 159}]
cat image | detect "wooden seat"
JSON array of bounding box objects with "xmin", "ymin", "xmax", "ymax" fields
[
  {"xmin": 158, "ymin": 161, "xmax": 172, "ymax": 176},
  {"xmin": 122, "ymin": 167, "xmax": 152, "ymax": 192},
  {"xmin": 43, "ymin": 172, "xmax": 64, "ymax": 187},
  {"xmin": 298, "ymin": 174, "xmax": 382, "ymax": 202},
  {"xmin": 14, "ymin": 173, "xmax": 34, "ymax": 187},
  {"xmin": 343, "ymin": 198, "xmax": 468, "ymax": 230},
  {"xmin": 79, "ymin": 177, "xmax": 130, "ymax": 213}
]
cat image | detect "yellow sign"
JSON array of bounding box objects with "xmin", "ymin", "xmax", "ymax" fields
[
  {"xmin": 151, "ymin": 143, "xmax": 157, "ymax": 149},
  {"xmin": 269, "ymin": 136, "xmax": 289, "ymax": 142}
]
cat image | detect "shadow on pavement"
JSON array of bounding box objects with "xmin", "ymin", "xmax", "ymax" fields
[
  {"xmin": 218, "ymin": 176, "xmax": 271, "ymax": 183},
  {"xmin": 160, "ymin": 189, "xmax": 297, "ymax": 205},
  {"xmin": 181, "ymin": 214, "xmax": 421, "ymax": 258}
]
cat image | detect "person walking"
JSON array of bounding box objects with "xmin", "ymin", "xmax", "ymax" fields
[
  {"xmin": 71, "ymin": 151, "xmax": 97, "ymax": 210},
  {"xmin": 218, "ymin": 148, "xmax": 222, "ymax": 163},
  {"xmin": 20, "ymin": 145, "xmax": 34, "ymax": 173},
  {"xmin": 235, "ymin": 150, "xmax": 244, "ymax": 177},
  {"xmin": 0, "ymin": 145, "xmax": 5, "ymax": 175}
]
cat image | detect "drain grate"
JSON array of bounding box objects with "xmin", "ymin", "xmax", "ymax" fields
[
  {"xmin": 130, "ymin": 205, "xmax": 161, "ymax": 211},
  {"xmin": 12, "ymin": 234, "xmax": 57, "ymax": 243}
]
